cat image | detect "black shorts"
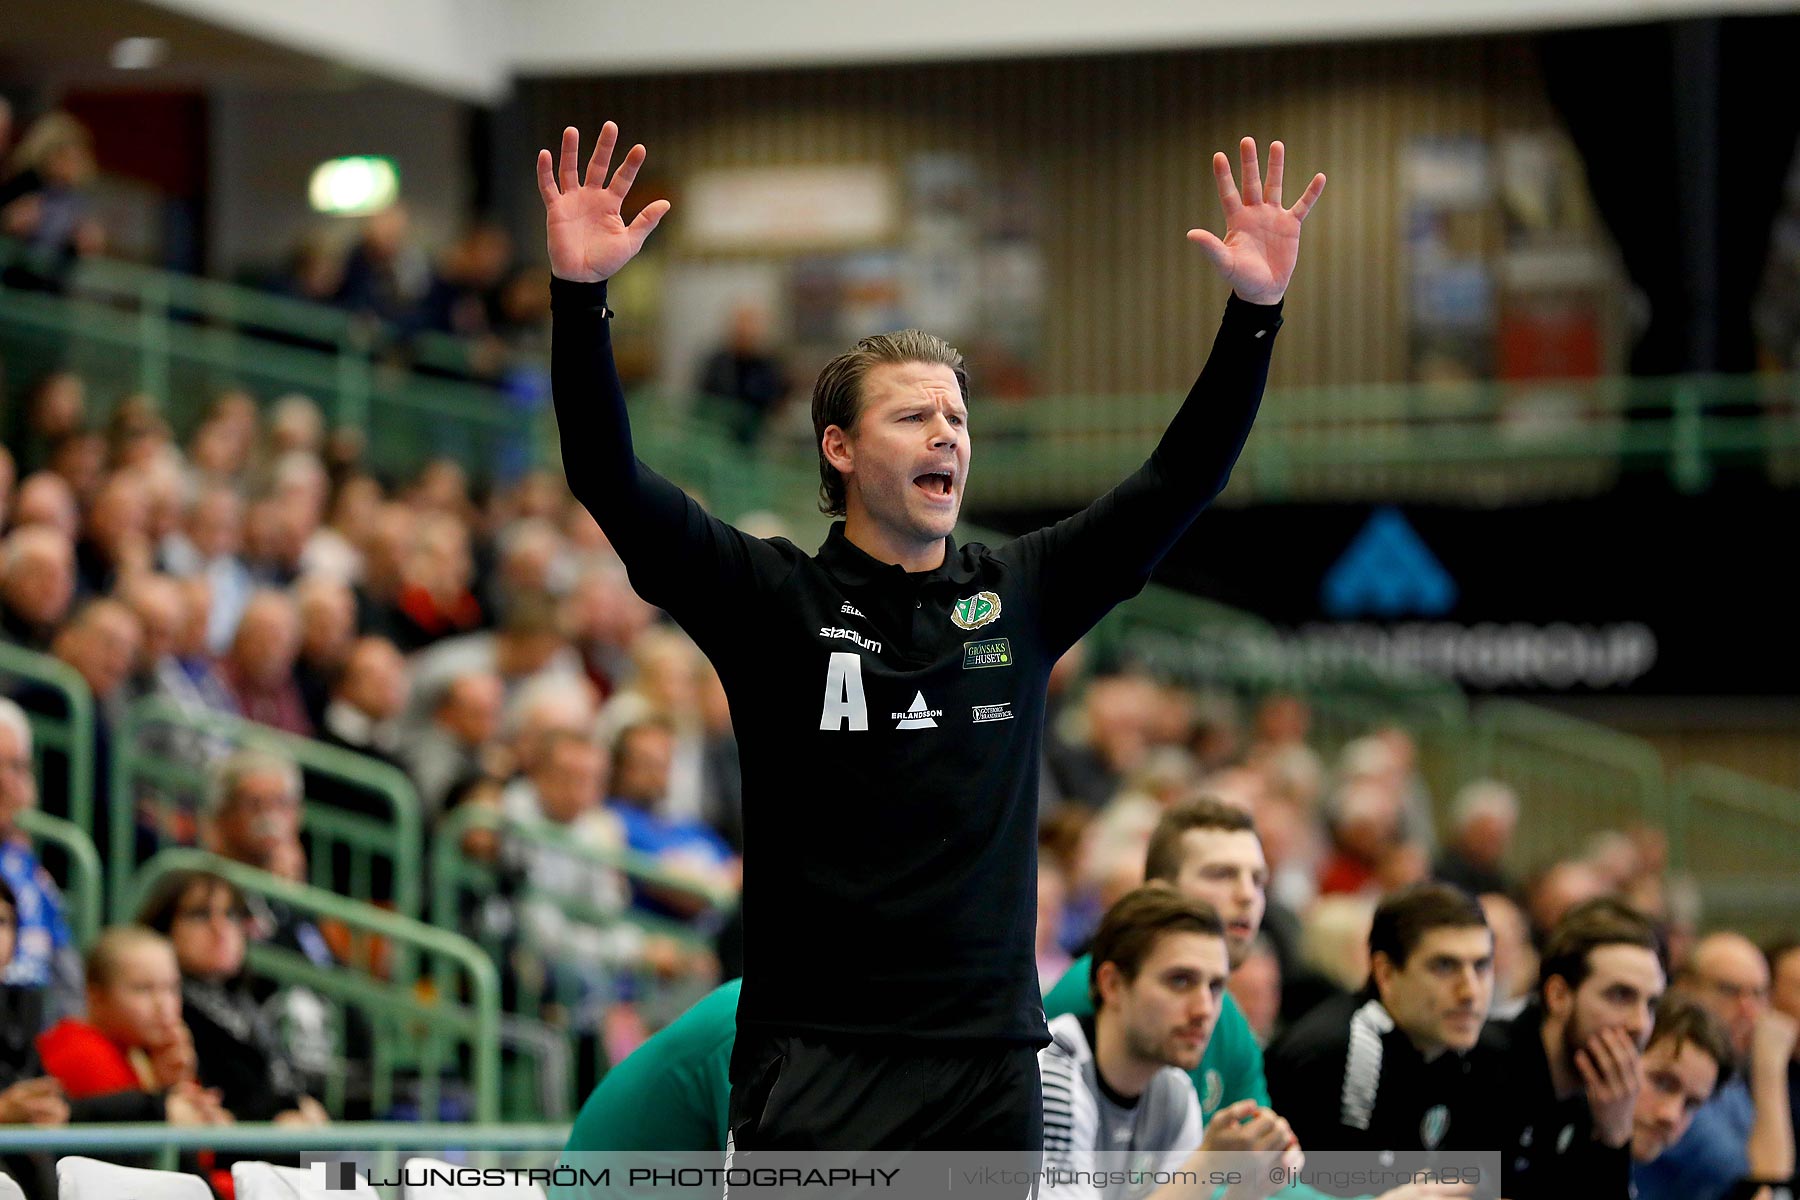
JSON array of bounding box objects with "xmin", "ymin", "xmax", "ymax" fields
[{"xmin": 727, "ymin": 1027, "xmax": 1043, "ymax": 1152}]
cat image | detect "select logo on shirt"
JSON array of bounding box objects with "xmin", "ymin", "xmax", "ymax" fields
[
  {"xmin": 892, "ymin": 691, "xmax": 943, "ymax": 729},
  {"xmin": 962, "ymin": 637, "xmax": 1012, "ymax": 669},
  {"xmin": 951, "ymin": 591, "xmax": 1002, "ymax": 631},
  {"xmin": 971, "ymin": 702, "xmax": 1013, "ymax": 724}
]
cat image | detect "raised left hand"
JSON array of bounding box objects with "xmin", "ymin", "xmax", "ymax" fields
[{"xmin": 1188, "ymin": 138, "xmax": 1326, "ymax": 305}]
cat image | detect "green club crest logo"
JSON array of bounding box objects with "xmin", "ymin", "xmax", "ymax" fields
[
  {"xmin": 1421, "ymin": 1104, "xmax": 1449, "ymax": 1149},
  {"xmin": 951, "ymin": 591, "xmax": 1002, "ymax": 631},
  {"xmin": 1203, "ymin": 1070, "xmax": 1224, "ymax": 1115}
]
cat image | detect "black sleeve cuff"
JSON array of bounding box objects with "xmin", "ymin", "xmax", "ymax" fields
[
  {"xmin": 1221, "ymin": 292, "xmax": 1285, "ymax": 337},
  {"xmin": 550, "ymin": 277, "xmax": 610, "ymax": 312}
]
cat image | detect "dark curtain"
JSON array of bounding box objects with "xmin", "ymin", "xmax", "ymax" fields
[{"xmin": 1537, "ymin": 15, "xmax": 1800, "ymax": 374}]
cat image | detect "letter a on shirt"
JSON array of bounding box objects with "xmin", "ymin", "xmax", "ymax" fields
[{"xmin": 819, "ymin": 652, "xmax": 868, "ymax": 731}]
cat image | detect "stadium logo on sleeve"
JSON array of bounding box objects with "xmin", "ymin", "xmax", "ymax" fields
[
  {"xmin": 962, "ymin": 638, "xmax": 1012, "ymax": 669},
  {"xmin": 951, "ymin": 591, "xmax": 1002, "ymax": 630}
]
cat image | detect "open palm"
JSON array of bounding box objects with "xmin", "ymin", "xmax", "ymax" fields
[
  {"xmin": 536, "ymin": 122, "xmax": 671, "ymax": 283},
  {"xmin": 1188, "ymin": 138, "xmax": 1326, "ymax": 305}
]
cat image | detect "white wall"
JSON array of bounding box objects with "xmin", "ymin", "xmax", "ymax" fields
[{"xmin": 207, "ymin": 84, "xmax": 470, "ymax": 278}]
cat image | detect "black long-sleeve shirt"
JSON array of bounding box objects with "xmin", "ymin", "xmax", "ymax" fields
[
  {"xmin": 550, "ymin": 279, "xmax": 1280, "ymax": 1045},
  {"xmin": 1493, "ymin": 1002, "xmax": 1633, "ymax": 1199},
  {"xmin": 1265, "ymin": 992, "xmax": 1506, "ymax": 1198}
]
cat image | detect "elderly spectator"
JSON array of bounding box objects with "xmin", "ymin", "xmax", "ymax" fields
[
  {"xmin": 73, "ymin": 470, "xmax": 149, "ymax": 596},
  {"xmin": 405, "ymin": 671, "xmax": 504, "ymax": 824},
  {"xmin": 1046, "ymin": 674, "xmax": 1160, "ymax": 809},
  {"xmin": 161, "ymin": 484, "xmax": 253, "ymax": 654},
  {"xmin": 1636, "ymin": 932, "xmax": 1800, "ymax": 1200},
  {"xmin": 218, "ymin": 589, "xmax": 311, "ymax": 737},
  {"xmin": 8, "ymin": 472, "xmax": 77, "ymax": 540},
  {"xmin": 1316, "ymin": 778, "xmax": 1404, "ymax": 896},
  {"xmin": 411, "ymin": 588, "xmax": 582, "ymax": 725},
  {"xmin": 353, "ymin": 501, "xmax": 414, "ymax": 637},
  {"xmin": 596, "ymin": 628, "xmax": 711, "ymax": 824},
  {"xmin": 301, "ymin": 474, "xmax": 381, "ymax": 585},
  {"xmin": 267, "ymin": 396, "xmax": 324, "ymax": 459},
  {"xmin": 51, "ymin": 597, "xmax": 140, "ymax": 719},
  {"xmin": 319, "ymin": 637, "xmax": 408, "ymax": 767},
  {"xmin": 308, "ymin": 636, "xmax": 411, "ymax": 905},
  {"xmin": 0, "ymin": 700, "xmax": 79, "ymax": 1020},
  {"xmin": 334, "ymin": 203, "xmax": 427, "ymax": 326},
  {"xmin": 292, "ymin": 574, "xmax": 356, "ymax": 730},
  {"xmin": 201, "ymin": 750, "xmax": 334, "ymax": 970},
  {"xmin": 485, "ymin": 517, "xmax": 567, "ymax": 617},
  {"xmin": 1229, "ymin": 934, "xmax": 1285, "ymax": 1047},
  {"xmin": 135, "ymin": 869, "xmax": 327, "ymax": 1125},
  {"xmin": 48, "ymin": 433, "xmax": 104, "ymax": 509},
  {"xmin": 607, "ymin": 718, "xmax": 738, "ymax": 922},
  {"xmin": 388, "ymin": 512, "xmax": 482, "ymax": 651},
  {"xmin": 117, "ymin": 575, "xmax": 232, "ymax": 839},
  {"xmin": 563, "ymin": 563, "xmax": 654, "ymax": 701},
  {"xmin": 241, "ymin": 494, "xmax": 311, "ymax": 588},
  {"xmin": 203, "ymin": 749, "xmax": 302, "ymax": 877},
  {"xmin": 1482, "ymin": 891, "xmax": 1537, "ymax": 1020},
  {"xmin": 1526, "ymin": 858, "xmax": 1613, "ymax": 945},
  {"xmin": 120, "ymin": 573, "xmax": 233, "ymax": 720},
  {"xmin": 0, "ymin": 524, "xmax": 75, "ymax": 650},
  {"xmin": 501, "ymin": 730, "xmax": 642, "ymax": 1019},
  {"xmin": 1435, "ymin": 779, "xmax": 1520, "ymax": 897}
]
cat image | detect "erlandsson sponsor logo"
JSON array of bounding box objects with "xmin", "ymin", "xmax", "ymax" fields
[{"xmin": 892, "ymin": 691, "xmax": 943, "ymax": 729}]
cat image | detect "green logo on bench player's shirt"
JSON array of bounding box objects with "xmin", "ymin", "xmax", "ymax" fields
[{"xmin": 951, "ymin": 591, "xmax": 1002, "ymax": 631}]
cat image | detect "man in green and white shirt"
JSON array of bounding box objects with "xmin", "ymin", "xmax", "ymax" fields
[{"xmin": 1044, "ymin": 799, "xmax": 1273, "ymax": 1123}]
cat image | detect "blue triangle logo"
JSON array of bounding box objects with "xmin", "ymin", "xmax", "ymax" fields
[{"xmin": 1322, "ymin": 508, "xmax": 1457, "ymax": 618}]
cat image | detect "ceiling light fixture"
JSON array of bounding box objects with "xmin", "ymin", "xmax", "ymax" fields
[{"xmin": 110, "ymin": 37, "xmax": 169, "ymax": 70}]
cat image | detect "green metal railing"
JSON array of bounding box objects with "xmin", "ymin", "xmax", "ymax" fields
[
  {"xmin": 109, "ymin": 697, "xmax": 424, "ymax": 921},
  {"xmin": 0, "ymin": 641, "xmax": 97, "ymax": 834},
  {"xmin": 13, "ymin": 807, "xmax": 102, "ymax": 947},
  {"xmin": 0, "ymin": 245, "xmax": 540, "ymax": 481},
  {"xmin": 432, "ymin": 804, "xmax": 731, "ymax": 1117},
  {"xmin": 1470, "ymin": 700, "xmax": 1669, "ymax": 871},
  {"xmin": 130, "ymin": 849, "xmax": 502, "ymax": 1124},
  {"xmin": 1668, "ymin": 765, "xmax": 1800, "ymax": 935}
]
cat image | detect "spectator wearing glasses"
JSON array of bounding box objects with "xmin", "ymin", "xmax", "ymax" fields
[{"xmin": 135, "ymin": 868, "xmax": 327, "ymax": 1125}]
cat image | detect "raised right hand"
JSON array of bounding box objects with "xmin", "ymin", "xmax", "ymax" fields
[{"xmin": 536, "ymin": 123, "xmax": 671, "ymax": 284}]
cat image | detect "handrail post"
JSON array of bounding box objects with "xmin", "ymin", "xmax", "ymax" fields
[
  {"xmin": 1672, "ymin": 378, "xmax": 1711, "ymax": 493},
  {"xmin": 138, "ymin": 271, "xmax": 172, "ymax": 403}
]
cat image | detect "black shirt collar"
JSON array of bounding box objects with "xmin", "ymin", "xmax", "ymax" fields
[{"xmin": 815, "ymin": 521, "xmax": 978, "ymax": 588}]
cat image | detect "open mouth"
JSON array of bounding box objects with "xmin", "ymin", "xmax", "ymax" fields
[{"xmin": 913, "ymin": 472, "xmax": 954, "ymax": 499}]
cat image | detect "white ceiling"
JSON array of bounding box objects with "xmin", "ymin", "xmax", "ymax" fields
[{"xmin": 34, "ymin": 0, "xmax": 1800, "ymax": 102}]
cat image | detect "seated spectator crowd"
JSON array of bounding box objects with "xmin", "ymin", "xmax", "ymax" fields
[{"xmin": 0, "ymin": 368, "xmax": 1790, "ymax": 1200}]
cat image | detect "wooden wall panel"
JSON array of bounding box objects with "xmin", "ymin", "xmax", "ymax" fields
[{"xmin": 521, "ymin": 37, "xmax": 1578, "ymax": 392}]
